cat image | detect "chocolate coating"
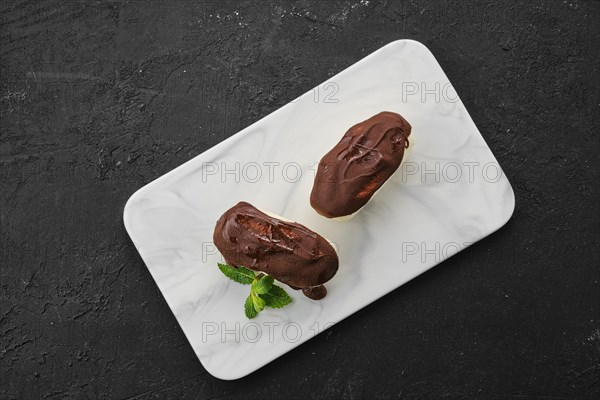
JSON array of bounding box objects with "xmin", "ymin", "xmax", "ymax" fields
[
  {"xmin": 213, "ymin": 202, "xmax": 338, "ymax": 299},
  {"xmin": 310, "ymin": 111, "xmax": 412, "ymax": 218}
]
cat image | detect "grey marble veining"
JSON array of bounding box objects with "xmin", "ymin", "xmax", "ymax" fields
[{"xmin": 123, "ymin": 40, "xmax": 515, "ymax": 380}]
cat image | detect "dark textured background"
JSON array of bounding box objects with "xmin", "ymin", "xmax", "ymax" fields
[{"xmin": 1, "ymin": 0, "xmax": 599, "ymax": 399}]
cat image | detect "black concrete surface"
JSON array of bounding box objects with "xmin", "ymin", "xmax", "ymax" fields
[{"xmin": 1, "ymin": 1, "xmax": 599, "ymax": 399}]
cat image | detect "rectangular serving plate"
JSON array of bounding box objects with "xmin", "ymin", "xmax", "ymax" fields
[{"xmin": 123, "ymin": 40, "xmax": 515, "ymax": 380}]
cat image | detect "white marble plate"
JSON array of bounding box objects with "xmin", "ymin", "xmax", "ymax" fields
[{"xmin": 123, "ymin": 40, "xmax": 515, "ymax": 380}]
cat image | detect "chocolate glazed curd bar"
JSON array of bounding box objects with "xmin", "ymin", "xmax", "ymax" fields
[
  {"xmin": 213, "ymin": 201, "xmax": 339, "ymax": 300},
  {"xmin": 310, "ymin": 111, "xmax": 412, "ymax": 219}
]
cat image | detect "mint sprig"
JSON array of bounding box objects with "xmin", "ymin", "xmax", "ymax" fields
[{"xmin": 217, "ymin": 263, "xmax": 293, "ymax": 318}]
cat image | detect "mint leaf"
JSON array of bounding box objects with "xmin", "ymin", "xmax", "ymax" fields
[
  {"xmin": 252, "ymin": 275, "xmax": 274, "ymax": 294},
  {"xmin": 244, "ymin": 295, "xmax": 257, "ymax": 319},
  {"xmin": 261, "ymin": 285, "xmax": 293, "ymax": 308},
  {"xmin": 251, "ymin": 291, "xmax": 266, "ymax": 312},
  {"xmin": 216, "ymin": 262, "xmax": 293, "ymax": 318},
  {"xmin": 218, "ymin": 263, "xmax": 255, "ymax": 285}
]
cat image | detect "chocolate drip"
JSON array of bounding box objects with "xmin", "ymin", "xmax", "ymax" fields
[
  {"xmin": 310, "ymin": 111, "xmax": 411, "ymax": 218},
  {"xmin": 213, "ymin": 202, "xmax": 338, "ymax": 299},
  {"xmin": 302, "ymin": 285, "xmax": 327, "ymax": 300}
]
